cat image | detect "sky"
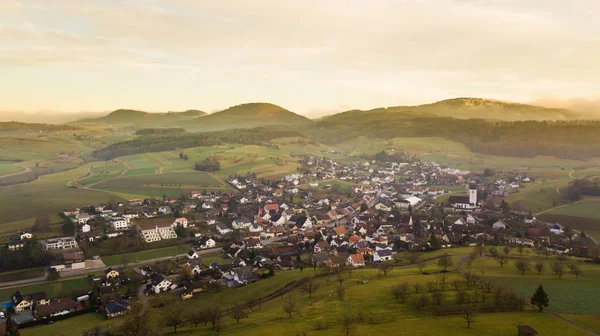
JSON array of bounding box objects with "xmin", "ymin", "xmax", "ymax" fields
[{"xmin": 1, "ymin": 0, "xmax": 600, "ymax": 118}]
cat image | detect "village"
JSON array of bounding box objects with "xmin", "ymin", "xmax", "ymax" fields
[{"xmin": 0, "ymin": 153, "xmax": 595, "ymax": 333}]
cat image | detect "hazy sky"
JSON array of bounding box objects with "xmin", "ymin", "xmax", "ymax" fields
[{"xmin": 1, "ymin": 0, "xmax": 600, "ymax": 117}]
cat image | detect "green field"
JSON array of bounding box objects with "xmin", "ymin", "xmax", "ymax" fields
[
  {"xmin": 0, "ymin": 163, "xmax": 22, "ymax": 175},
  {"xmin": 101, "ymin": 246, "xmax": 183, "ymax": 266},
  {"xmin": 21, "ymin": 313, "xmax": 121, "ymax": 336},
  {"xmin": 94, "ymin": 171, "xmax": 231, "ymax": 197},
  {"xmin": 0, "ymin": 277, "xmax": 90, "ymax": 302},
  {"xmin": 470, "ymin": 257, "xmax": 600, "ymax": 314},
  {"xmin": 547, "ymin": 198, "xmax": 600, "ymax": 220}
]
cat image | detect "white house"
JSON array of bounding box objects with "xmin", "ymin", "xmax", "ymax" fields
[
  {"xmin": 81, "ymin": 223, "xmax": 91, "ymax": 233},
  {"xmin": 347, "ymin": 254, "xmax": 365, "ymax": 267},
  {"xmin": 110, "ymin": 217, "xmax": 130, "ymax": 231},
  {"xmin": 76, "ymin": 213, "xmax": 91, "ymax": 225},
  {"xmin": 20, "ymin": 232, "xmax": 33, "ymax": 240},
  {"xmin": 374, "ymin": 203, "xmax": 391, "ymax": 212},
  {"xmin": 151, "ymin": 274, "xmax": 176, "ymax": 294},
  {"xmin": 198, "ymin": 237, "xmax": 216, "ymax": 249},
  {"xmin": 186, "ymin": 249, "xmax": 200, "ymax": 259},
  {"xmin": 216, "ymin": 224, "xmax": 232, "ymax": 235},
  {"xmin": 232, "ymin": 218, "xmax": 252, "ymax": 230},
  {"xmin": 373, "ymin": 249, "xmax": 393, "ymax": 262},
  {"xmin": 492, "ymin": 220, "xmax": 507, "ymax": 230},
  {"xmin": 172, "ymin": 217, "xmax": 188, "ymax": 228},
  {"xmin": 550, "ymin": 224, "xmax": 564, "ymax": 235}
]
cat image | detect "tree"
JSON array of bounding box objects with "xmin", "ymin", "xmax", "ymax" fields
[
  {"xmin": 474, "ymin": 244, "xmax": 485, "ymax": 256},
  {"xmin": 341, "ymin": 314, "xmax": 357, "ymax": 336},
  {"xmin": 392, "ymin": 282, "xmax": 409, "ymax": 303},
  {"xmin": 550, "ymin": 262, "xmax": 564, "ymax": 278},
  {"xmin": 46, "ymin": 268, "xmax": 60, "ymax": 281},
  {"xmin": 497, "ymin": 253, "xmax": 508, "ymax": 268},
  {"xmin": 530, "ymin": 284, "xmax": 549, "ymax": 312},
  {"xmin": 428, "ymin": 235, "xmax": 441, "ymax": 250},
  {"xmin": 568, "ymin": 263, "xmax": 582, "ymax": 279},
  {"xmin": 62, "ymin": 221, "xmax": 75, "ymax": 235},
  {"xmin": 208, "ymin": 306, "xmax": 222, "ymax": 329},
  {"xmin": 414, "ymin": 283, "xmax": 422, "ymax": 293},
  {"xmin": 503, "ymin": 246, "xmax": 511, "ymax": 256},
  {"xmin": 337, "ymin": 286, "xmax": 346, "ymax": 300},
  {"xmin": 437, "ymin": 254, "xmax": 453, "ymax": 272},
  {"xmin": 232, "ymin": 304, "xmax": 248, "ymax": 324},
  {"xmin": 488, "ymin": 247, "xmax": 498, "ymax": 259},
  {"xmin": 517, "ymin": 245, "xmax": 525, "ymax": 256},
  {"xmin": 379, "ymin": 261, "xmax": 394, "ymax": 276},
  {"xmin": 411, "ymin": 293, "xmax": 429, "ymax": 311},
  {"xmin": 163, "ymin": 305, "xmax": 186, "ymax": 333},
  {"xmin": 301, "ymin": 279, "xmax": 320, "ymax": 298},
  {"xmin": 283, "ymin": 299, "xmax": 298, "ymax": 318},
  {"xmin": 463, "ymin": 305, "xmax": 476, "ymax": 328},
  {"xmin": 418, "ymin": 262, "xmax": 426, "ymax": 273},
  {"xmin": 187, "ymin": 309, "xmax": 207, "ymax": 327},
  {"xmin": 514, "ymin": 260, "xmax": 531, "ymax": 275},
  {"xmin": 179, "ymin": 265, "xmax": 194, "ymax": 286},
  {"xmin": 121, "ymin": 300, "xmax": 154, "ymax": 336},
  {"xmin": 534, "ymin": 261, "xmax": 545, "ymax": 275},
  {"xmin": 431, "ymin": 290, "xmax": 444, "ymax": 306}
]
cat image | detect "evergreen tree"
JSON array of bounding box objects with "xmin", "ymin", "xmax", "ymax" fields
[{"xmin": 530, "ymin": 284, "xmax": 549, "ymax": 312}]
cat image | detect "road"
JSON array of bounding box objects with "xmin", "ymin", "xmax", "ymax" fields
[{"xmin": 0, "ymin": 163, "xmax": 31, "ymax": 179}]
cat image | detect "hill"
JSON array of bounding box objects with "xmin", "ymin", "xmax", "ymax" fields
[
  {"xmin": 181, "ymin": 103, "xmax": 311, "ymax": 131},
  {"xmin": 340, "ymin": 98, "xmax": 577, "ymax": 121},
  {"xmin": 74, "ymin": 109, "xmax": 206, "ymax": 127}
]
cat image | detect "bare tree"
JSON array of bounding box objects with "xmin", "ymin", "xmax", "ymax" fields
[
  {"xmin": 337, "ymin": 274, "xmax": 345, "ymax": 288},
  {"xmin": 283, "ymin": 299, "xmax": 298, "ymax": 318},
  {"xmin": 551, "ymin": 262, "xmax": 564, "ymax": 278},
  {"xmin": 514, "ymin": 259, "xmax": 531, "ymax": 275},
  {"xmin": 232, "ymin": 304, "xmax": 248, "ymax": 324},
  {"xmin": 437, "ymin": 254, "xmax": 454, "ymax": 272},
  {"xmin": 379, "ymin": 261, "xmax": 394, "ymax": 276},
  {"xmin": 497, "ymin": 253, "xmax": 509, "ymax": 268},
  {"xmin": 187, "ymin": 309, "xmax": 208, "ymax": 327},
  {"xmin": 463, "ymin": 305, "xmax": 476, "ymax": 328},
  {"xmin": 392, "ymin": 282, "xmax": 409, "ymax": 303},
  {"xmin": 568, "ymin": 263, "xmax": 582, "ymax": 279},
  {"xmin": 208, "ymin": 306, "xmax": 222, "ymax": 329},
  {"xmin": 411, "ymin": 293, "xmax": 429, "ymax": 311},
  {"xmin": 438, "ymin": 273, "xmax": 448, "ymax": 291},
  {"xmin": 517, "ymin": 245, "xmax": 525, "ymax": 256},
  {"xmin": 301, "ymin": 279, "xmax": 321, "ymax": 298},
  {"xmin": 414, "ymin": 283, "xmax": 422, "ymax": 293},
  {"xmin": 452, "ymin": 279, "xmax": 461, "ymax": 291},
  {"xmin": 488, "ymin": 246, "xmax": 498, "ymax": 259},
  {"xmin": 418, "ymin": 262, "xmax": 426, "ymax": 274},
  {"xmin": 163, "ymin": 305, "xmax": 186, "ymax": 333},
  {"xmin": 337, "ymin": 286, "xmax": 346, "ymax": 300},
  {"xmin": 431, "ymin": 290, "xmax": 444, "ymax": 306},
  {"xmin": 534, "ymin": 261, "xmax": 544, "ymax": 275},
  {"xmin": 503, "ymin": 246, "xmax": 511, "ymax": 256},
  {"xmin": 482, "ymin": 281, "xmax": 494, "ymax": 293},
  {"xmin": 341, "ymin": 314, "xmax": 357, "ymax": 336},
  {"xmin": 474, "ymin": 244, "xmax": 485, "ymax": 256},
  {"xmin": 455, "ymin": 289, "xmax": 470, "ymax": 305},
  {"xmin": 408, "ymin": 252, "xmax": 420, "ymax": 264}
]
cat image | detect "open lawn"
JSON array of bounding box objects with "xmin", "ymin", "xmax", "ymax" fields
[
  {"xmin": 94, "ymin": 171, "xmax": 231, "ymax": 197},
  {"xmin": 101, "ymin": 246, "xmax": 182, "ymax": 266},
  {"xmin": 470, "ymin": 257, "xmax": 600, "ymax": 314},
  {"xmin": 0, "ymin": 277, "xmax": 90, "ymax": 301},
  {"xmin": 20, "ymin": 313, "xmax": 121, "ymax": 336},
  {"xmin": 0, "ymin": 163, "xmax": 22, "ymax": 175},
  {"xmin": 546, "ymin": 198, "xmax": 600, "ymax": 220},
  {"xmin": 538, "ymin": 213, "xmax": 600, "ymax": 240}
]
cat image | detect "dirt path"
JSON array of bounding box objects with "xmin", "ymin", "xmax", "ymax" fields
[
  {"xmin": 156, "ymin": 167, "xmax": 163, "ymax": 174},
  {"xmin": 118, "ymin": 158, "xmax": 135, "ymax": 170}
]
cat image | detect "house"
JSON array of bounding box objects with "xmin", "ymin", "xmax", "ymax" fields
[
  {"xmin": 232, "ymin": 218, "xmax": 252, "ymax": 230},
  {"xmin": 373, "ymin": 249, "xmax": 393, "ymax": 262},
  {"xmin": 516, "ymin": 325, "xmax": 538, "ymax": 336},
  {"xmin": 232, "ymin": 258, "xmax": 246, "ymax": 267},
  {"xmin": 493, "ymin": 220, "xmax": 507, "ymax": 230},
  {"xmin": 173, "ymin": 217, "xmax": 188, "ymax": 228},
  {"xmin": 103, "ymin": 300, "xmax": 130, "ymax": 319},
  {"xmin": 109, "ymin": 217, "xmax": 130, "ymax": 231},
  {"xmin": 198, "ymin": 237, "xmax": 216, "ymax": 249},
  {"xmin": 313, "ymin": 241, "xmax": 329, "ymax": 254},
  {"xmin": 138, "ymin": 225, "xmax": 178, "ymax": 243},
  {"xmin": 35, "ymin": 299, "xmax": 79, "ymax": 319},
  {"xmin": 333, "ymin": 226, "xmax": 347, "ymax": 237},
  {"xmin": 524, "ymin": 216, "xmax": 537, "ymax": 224},
  {"xmin": 181, "ymin": 286, "xmax": 204, "ymax": 300},
  {"xmin": 76, "ymin": 213, "xmax": 91, "ymax": 224},
  {"xmin": 217, "ymin": 223, "xmax": 233, "ymax": 235},
  {"xmin": 19, "ymin": 232, "xmax": 33, "ymax": 240},
  {"xmin": 347, "ymin": 254, "xmax": 365, "ymax": 267},
  {"xmin": 151, "ymin": 273, "xmax": 176, "ymax": 293},
  {"xmin": 454, "ymin": 218, "xmax": 467, "ymax": 226},
  {"xmin": 104, "ymin": 267, "xmax": 120, "ymax": 279},
  {"xmin": 11, "ymin": 292, "xmax": 32, "ymax": 312},
  {"xmin": 550, "ymin": 224, "xmax": 564, "ymax": 235},
  {"xmin": 230, "ymin": 267, "xmax": 255, "ymax": 286},
  {"xmin": 41, "ymin": 237, "xmax": 78, "ymax": 251},
  {"xmin": 157, "ymin": 206, "xmax": 172, "ymax": 215},
  {"xmin": 186, "ymin": 249, "xmax": 200, "ymax": 259}
]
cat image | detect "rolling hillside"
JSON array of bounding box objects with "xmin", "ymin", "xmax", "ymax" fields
[
  {"xmin": 342, "ymin": 98, "xmax": 577, "ymax": 121},
  {"xmin": 74, "ymin": 109, "xmax": 206, "ymax": 127},
  {"xmin": 181, "ymin": 103, "xmax": 311, "ymax": 131}
]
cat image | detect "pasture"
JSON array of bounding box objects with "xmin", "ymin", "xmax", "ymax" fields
[{"xmin": 94, "ymin": 171, "xmax": 231, "ymax": 197}]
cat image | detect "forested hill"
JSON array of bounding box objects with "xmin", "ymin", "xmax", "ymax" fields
[
  {"xmin": 179, "ymin": 103, "xmax": 311, "ymax": 131},
  {"xmin": 309, "ymin": 112, "xmax": 600, "ymax": 160},
  {"xmin": 330, "ymin": 98, "xmax": 577, "ymax": 121},
  {"xmin": 74, "ymin": 109, "xmax": 206, "ymax": 127}
]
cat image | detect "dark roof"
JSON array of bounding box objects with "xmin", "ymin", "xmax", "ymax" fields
[
  {"xmin": 447, "ymin": 195, "xmax": 470, "ymax": 204},
  {"xmin": 187, "ymin": 249, "xmax": 196, "ymax": 256},
  {"xmin": 376, "ymin": 249, "xmax": 393, "ymax": 257},
  {"xmin": 104, "ymin": 300, "xmax": 129, "ymax": 314},
  {"xmin": 516, "ymin": 325, "xmax": 538, "ymax": 334}
]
